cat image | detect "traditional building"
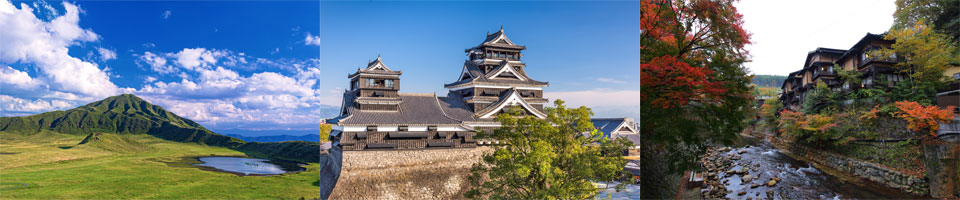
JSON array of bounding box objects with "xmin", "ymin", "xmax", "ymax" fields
[
  {"xmin": 780, "ymin": 33, "xmax": 905, "ymax": 110},
  {"xmin": 327, "ymin": 28, "xmax": 551, "ymax": 150}
]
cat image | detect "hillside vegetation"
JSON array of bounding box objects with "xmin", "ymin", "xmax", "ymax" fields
[
  {"xmin": 0, "ymin": 94, "xmax": 322, "ymax": 162},
  {"xmin": 752, "ymin": 74, "xmax": 787, "ymax": 87},
  {"xmin": 0, "ymin": 132, "xmax": 323, "ymax": 199}
]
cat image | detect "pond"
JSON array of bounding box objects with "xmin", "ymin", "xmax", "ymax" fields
[{"xmin": 193, "ymin": 157, "xmax": 305, "ymax": 176}]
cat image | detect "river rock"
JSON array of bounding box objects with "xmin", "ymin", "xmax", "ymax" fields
[
  {"xmin": 766, "ymin": 190, "xmax": 774, "ymax": 199},
  {"xmin": 771, "ymin": 177, "xmax": 781, "ymax": 182},
  {"xmin": 750, "ymin": 183, "xmax": 761, "ymax": 188},
  {"xmin": 767, "ymin": 180, "xmax": 777, "ymax": 186},
  {"xmin": 746, "ymin": 197, "xmax": 752, "ymax": 200},
  {"xmin": 742, "ymin": 174, "xmax": 754, "ymax": 182},
  {"xmin": 738, "ymin": 167, "xmax": 749, "ymax": 174},
  {"xmin": 738, "ymin": 191, "xmax": 747, "ymax": 196},
  {"xmin": 738, "ymin": 150, "xmax": 747, "ymax": 154}
]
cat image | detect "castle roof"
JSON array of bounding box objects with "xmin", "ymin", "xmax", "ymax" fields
[
  {"xmin": 334, "ymin": 92, "xmax": 464, "ymax": 125},
  {"xmin": 445, "ymin": 60, "xmax": 548, "ymax": 88}
]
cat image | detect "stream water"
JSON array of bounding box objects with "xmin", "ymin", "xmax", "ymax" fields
[
  {"xmin": 598, "ymin": 136, "xmax": 926, "ymax": 199},
  {"xmin": 714, "ymin": 136, "xmax": 921, "ymax": 199}
]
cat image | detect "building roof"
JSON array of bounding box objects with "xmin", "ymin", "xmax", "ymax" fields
[
  {"xmin": 474, "ymin": 88, "xmax": 547, "ymax": 119},
  {"xmin": 802, "ymin": 47, "xmax": 846, "ymax": 70},
  {"xmin": 349, "ymin": 55, "xmax": 402, "ymax": 78},
  {"xmin": 590, "ymin": 118, "xmax": 637, "ymax": 138},
  {"xmin": 837, "ymin": 33, "xmax": 891, "ymax": 61},
  {"xmin": 464, "ymin": 28, "xmax": 527, "ymax": 52},
  {"xmin": 445, "ymin": 60, "xmax": 548, "ymax": 88},
  {"xmin": 437, "ymin": 93, "xmax": 479, "ymax": 122},
  {"xmin": 334, "ymin": 93, "xmax": 464, "ymax": 125}
]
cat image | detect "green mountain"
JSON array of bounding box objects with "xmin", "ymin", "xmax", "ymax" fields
[
  {"xmin": 0, "ymin": 94, "xmax": 244, "ymax": 147},
  {"xmin": 752, "ymin": 74, "xmax": 787, "ymax": 87},
  {"xmin": 0, "ymin": 94, "xmax": 322, "ymax": 162}
]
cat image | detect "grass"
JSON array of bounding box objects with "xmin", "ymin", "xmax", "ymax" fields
[{"xmin": 0, "ymin": 131, "xmax": 324, "ymax": 199}]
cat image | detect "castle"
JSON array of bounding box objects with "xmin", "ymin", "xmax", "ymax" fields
[{"xmin": 327, "ymin": 28, "xmax": 550, "ymax": 150}]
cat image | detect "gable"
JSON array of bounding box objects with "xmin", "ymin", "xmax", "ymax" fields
[
  {"xmin": 459, "ymin": 65, "xmax": 474, "ymax": 81},
  {"xmin": 486, "ymin": 62, "xmax": 526, "ymax": 81},
  {"xmin": 477, "ymin": 90, "xmax": 545, "ymax": 119}
]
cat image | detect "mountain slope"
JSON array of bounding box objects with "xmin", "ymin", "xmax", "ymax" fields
[
  {"xmin": 0, "ymin": 94, "xmax": 323, "ymax": 162},
  {"xmin": 0, "ymin": 94, "xmax": 244, "ymax": 147}
]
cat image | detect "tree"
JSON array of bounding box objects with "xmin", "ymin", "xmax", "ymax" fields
[
  {"xmin": 893, "ymin": 101, "xmax": 957, "ymax": 137},
  {"xmin": 640, "ymin": 0, "xmax": 753, "ymax": 198},
  {"xmin": 872, "ymin": 21, "xmax": 958, "ymax": 105},
  {"xmin": 802, "ymin": 81, "xmax": 840, "ymax": 114},
  {"xmin": 319, "ymin": 124, "xmax": 332, "ymax": 142},
  {"xmin": 892, "ymin": 0, "xmax": 960, "ymax": 43},
  {"xmin": 465, "ymin": 100, "xmax": 631, "ymax": 199}
]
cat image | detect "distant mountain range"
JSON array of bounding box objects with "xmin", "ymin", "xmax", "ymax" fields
[
  {"xmin": 753, "ymin": 75, "xmax": 787, "ymax": 88},
  {"xmin": 225, "ymin": 134, "xmax": 324, "ymax": 143},
  {"xmin": 0, "ymin": 94, "xmax": 324, "ymax": 162}
]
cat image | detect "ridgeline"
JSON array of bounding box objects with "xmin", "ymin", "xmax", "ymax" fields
[{"xmin": 0, "ymin": 94, "xmax": 323, "ymax": 163}]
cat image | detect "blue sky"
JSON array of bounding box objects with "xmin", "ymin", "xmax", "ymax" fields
[
  {"xmin": 0, "ymin": 0, "xmax": 639, "ymax": 135},
  {"xmin": 319, "ymin": 1, "xmax": 640, "ymax": 118}
]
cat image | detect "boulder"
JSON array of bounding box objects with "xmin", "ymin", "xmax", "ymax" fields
[
  {"xmin": 767, "ymin": 180, "xmax": 777, "ymax": 187},
  {"xmin": 738, "ymin": 191, "xmax": 747, "ymax": 196},
  {"xmin": 742, "ymin": 174, "xmax": 754, "ymax": 182}
]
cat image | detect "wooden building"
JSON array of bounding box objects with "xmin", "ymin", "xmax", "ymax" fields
[
  {"xmin": 780, "ymin": 33, "xmax": 905, "ymax": 110},
  {"xmin": 327, "ymin": 28, "xmax": 550, "ymax": 150}
]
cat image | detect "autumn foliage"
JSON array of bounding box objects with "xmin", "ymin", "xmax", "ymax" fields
[
  {"xmin": 778, "ymin": 109, "xmax": 841, "ymax": 144},
  {"xmin": 892, "ymin": 101, "xmax": 957, "ymax": 137},
  {"xmin": 640, "ymin": 55, "xmax": 726, "ymax": 109}
]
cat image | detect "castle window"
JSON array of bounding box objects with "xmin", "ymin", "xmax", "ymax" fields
[
  {"xmin": 366, "ymin": 79, "xmax": 375, "ymax": 87},
  {"xmin": 385, "ymin": 79, "xmax": 394, "ymax": 88}
]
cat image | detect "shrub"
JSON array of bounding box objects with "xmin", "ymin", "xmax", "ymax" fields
[{"xmin": 892, "ymin": 101, "xmax": 957, "ymax": 137}]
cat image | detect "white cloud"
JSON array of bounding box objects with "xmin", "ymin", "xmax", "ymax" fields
[
  {"xmin": 305, "ymin": 33, "xmax": 321, "ymax": 46},
  {"xmin": 0, "ymin": 1, "xmax": 119, "ymax": 99},
  {"xmin": 96, "ymin": 47, "xmax": 116, "ymax": 61},
  {"xmin": 545, "ymin": 89, "xmax": 641, "ymax": 107},
  {"xmin": 144, "ymin": 76, "xmax": 157, "ymax": 83},
  {"xmin": 544, "ymin": 89, "xmax": 641, "ymax": 118},
  {"xmin": 0, "ymin": 95, "xmax": 74, "ymax": 115},
  {"xmin": 595, "ymin": 77, "xmax": 627, "ymax": 84},
  {"xmin": 137, "ymin": 51, "xmax": 175, "ymax": 74},
  {"xmin": 162, "ymin": 10, "xmax": 171, "ymax": 19},
  {"xmin": 0, "ymin": 66, "xmax": 44, "ymax": 93},
  {"xmin": 174, "ymin": 48, "xmax": 220, "ymax": 70},
  {"xmin": 134, "ymin": 64, "xmax": 327, "ymax": 128}
]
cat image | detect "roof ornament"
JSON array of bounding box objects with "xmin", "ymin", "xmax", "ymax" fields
[{"xmin": 499, "ymin": 25, "xmax": 503, "ymax": 32}]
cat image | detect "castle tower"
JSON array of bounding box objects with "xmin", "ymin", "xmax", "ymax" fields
[
  {"xmin": 345, "ymin": 55, "xmax": 402, "ymax": 112},
  {"xmin": 444, "ymin": 27, "xmax": 549, "ymax": 119}
]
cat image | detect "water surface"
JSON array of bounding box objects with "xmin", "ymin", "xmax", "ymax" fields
[{"xmin": 194, "ymin": 156, "xmax": 304, "ymax": 176}]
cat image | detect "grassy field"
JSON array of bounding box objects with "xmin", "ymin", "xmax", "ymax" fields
[{"xmin": 0, "ymin": 131, "xmax": 323, "ymax": 199}]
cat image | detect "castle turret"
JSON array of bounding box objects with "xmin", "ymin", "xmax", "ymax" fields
[
  {"xmin": 445, "ymin": 28, "xmax": 548, "ymax": 119},
  {"xmin": 346, "ymin": 55, "xmax": 402, "ymax": 111}
]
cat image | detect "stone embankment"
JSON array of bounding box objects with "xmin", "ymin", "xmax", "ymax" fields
[
  {"xmin": 771, "ymin": 138, "xmax": 929, "ymax": 196},
  {"xmin": 328, "ymin": 147, "xmax": 493, "ymax": 199}
]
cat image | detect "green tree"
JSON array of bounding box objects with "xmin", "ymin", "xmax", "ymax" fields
[
  {"xmin": 892, "ymin": 0, "xmax": 960, "ymax": 43},
  {"xmin": 802, "ymin": 81, "xmax": 840, "ymax": 114},
  {"xmin": 465, "ymin": 100, "xmax": 631, "ymax": 199},
  {"xmin": 876, "ymin": 21, "xmax": 958, "ymax": 103}
]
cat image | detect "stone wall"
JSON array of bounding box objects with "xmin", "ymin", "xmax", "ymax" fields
[
  {"xmin": 774, "ymin": 139, "xmax": 929, "ymax": 195},
  {"xmin": 328, "ymin": 147, "xmax": 493, "ymax": 199}
]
